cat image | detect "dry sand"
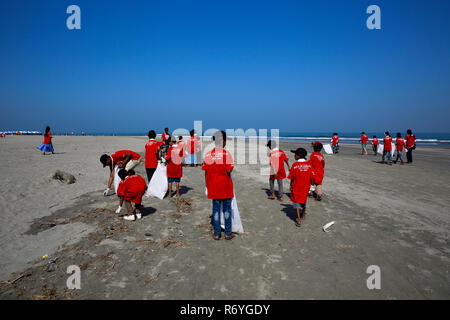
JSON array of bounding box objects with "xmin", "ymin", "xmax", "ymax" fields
[{"xmin": 0, "ymin": 135, "xmax": 449, "ymax": 299}]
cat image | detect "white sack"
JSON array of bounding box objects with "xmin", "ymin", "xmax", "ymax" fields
[{"xmin": 145, "ymin": 163, "xmax": 168, "ymax": 200}]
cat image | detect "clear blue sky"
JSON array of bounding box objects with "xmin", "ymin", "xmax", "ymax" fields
[{"xmin": 1, "ymin": 0, "xmax": 449, "ymax": 134}]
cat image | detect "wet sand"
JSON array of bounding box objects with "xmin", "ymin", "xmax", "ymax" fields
[{"xmin": 0, "ymin": 135, "xmax": 449, "ymax": 299}]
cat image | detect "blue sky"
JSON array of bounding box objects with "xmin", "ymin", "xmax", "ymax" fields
[{"xmin": 0, "ymin": 0, "xmax": 449, "ymax": 134}]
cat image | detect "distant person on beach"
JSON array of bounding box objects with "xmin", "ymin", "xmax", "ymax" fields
[
  {"xmin": 145, "ymin": 130, "xmax": 160, "ymax": 183},
  {"xmin": 309, "ymin": 142, "xmax": 325, "ymax": 201},
  {"xmin": 382, "ymin": 131, "xmax": 393, "ymax": 165},
  {"xmin": 37, "ymin": 126, "xmax": 54, "ymax": 155},
  {"xmin": 371, "ymin": 135, "xmax": 379, "ymax": 155},
  {"xmin": 288, "ymin": 148, "xmax": 315, "ymax": 227},
  {"xmin": 394, "ymin": 132, "xmax": 405, "ymax": 165},
  {"xmin": 116, "ymin": 169, "xmax": 147, "ymax": 221},
  {"xmin": 266, "ymin": 140, "xmax": 289, "ymax": 201},
  {"xmin": 166, "ymin": 138, "xmax": 183, "ymax": 200},
  {"xmin": 360, "ymin": 132, "xmax": 369, "ymax": 155},
  {"xmin": 177, "ymin": 136, "xmax": 186, "ymax": 165},
  {"xmin": 203, "ymin": 130, "xmax": 235, "ymax": 240},
  {"xmin": 100, "ymin": 150, "xmax": 141, "ymax": 196},
  {"xmin": 331, "ymin": 133, "xmax": 339, "ymax": 154},
  {"xmin": 161, "ymin": 128, "xmax": 171, "ymax": 158},
  {"xmin": 404, "ymin": 129, "xmax": 416, "ymax": 163},
  {"xmin": 186, "ymin": 130, "xmax": 199, "ymax": 167}
]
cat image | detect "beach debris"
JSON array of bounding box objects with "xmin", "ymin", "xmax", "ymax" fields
[
  {"xmin": 52, "ymin": 170, "xmax": 76, "ymax": 184},
  {"xmin": 162, "ymin": 239, "xmax": 188, "ymax": 249},
  {"xmin": 322, "ymin": 221, "xmax": 336, "ymax": 232},
  {"xmin": 174, "ymin": 197, "xmax": 193, "ymax": 213},
  {"xmin": 44, "ymin": 258, "xmax": 58, "ymax": 272}
]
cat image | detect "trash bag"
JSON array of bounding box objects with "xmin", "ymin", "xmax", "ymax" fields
[
  {"xmin": 113, "ymin": 166, "xmax": 120, "ymax": 194},
  {"xmin": 145, "ymin": 163, "xmax": 168, "ymax": 200},
  {"xmin": 220, "ymin": 196, "xmax": 244, "ymax": 234},
  {"xmin": 323, "ymin": 144, "xmax": 333, "ymax": 154}
]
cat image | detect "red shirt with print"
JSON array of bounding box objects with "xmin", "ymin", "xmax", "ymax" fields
[
  {"xmin": 383, "ymin": 136, "xmax": 393, "ymax": 151},
  {"xmin": 332, "ymin": 135, "xmax": 339, "ymax": 146},
  {"xmin": 145, "ymin": 139, "xmax": 160, "ymax": 169},
  {"xmin": 122, "ymin": 175, "xmax": 147, "ymax": 205},
  {"xmin": 269, "ymin": 149, "xmax": 288, "ymax": 180},
  {"xmin": 288, "ymin": 160, "xmax": 315, "ymax": 204},
  {"xmin": 396, "ymin": 138, "xmax": 405, "ymax": 151},
  {"xmin": 309, "ymin": 151, "xmax": 325, "ymax": 184},
  {"xmin": 111, "ymin": 150, "xmax": 141, "ymax": 165},
  {"xmin": 405, "ymin": 134, "xmax": 416, "ymax": 148},
  {"xmin": 202, "ymin": 148, "xmax": 234, "ymax": 199},
  {"xmin": 361, "ymin": 134, "xmax": 368, "ymax": 144},
  {"xmin": 166, "ymin": 146, "xmax": 183, "ymax": 178},
  {"xmin": 372, "ymin": 138, "xmax": 379, "ymax": 145}
]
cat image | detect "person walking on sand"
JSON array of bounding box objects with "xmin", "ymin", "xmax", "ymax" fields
[
  {"xmin": 161, "ymin": 127, "xmax": 171, "ymax": 158},
  {"xmin": 309, "ymin": 141, "xmax": 325, "ymax": 201},
  {"xmin": 37, "ymin": 126, "xmax": 54, "ymax": 155},
  {"xmin": 145, "ymin": 130, "xmax": 160, "ymax": 183},
  {"xmin": 360, "ymin": 132, "xmax": 369, "ymax": 155},
  {"xmin": 382, "ymin": 131, "xmax": 393, "ymax": 165},
  {"xmin": 288, "ymin": 148, "xmax": 315, "ymax": 227},
  {"xmin": 100, "ymin": 150, "xmax": 141, "ymax": 196},
  {"xmin": 371, "ymin": 135, "xmax": 379, "ymax": 155},
  {"xmin": 202, "ymin": 130, "xmax": 235, "ymax": 240},
  {"xmin": 186, "ymin": 129, "xmax": 199, "ymax": 167},
  {"xmin": 331, "ymin": 133, "xmax": 339, "ymax": 154},
  {"xmin": 166, "ymin": 138, "xmax": 183, "ymax": 200},
  {"xmin": 404, "ymin": 129, "xmax": 416, "ymax": 163},
  {"xmin": 394, "ymin": 132, "xmax": 405, "ymax": 165},
  {"xmin": 266, "ymin": 140, "xmax": 289, "ymax": 201}
]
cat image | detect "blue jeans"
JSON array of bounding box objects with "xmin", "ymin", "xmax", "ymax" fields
[
  {"xmin": 382, "ymin": 150, "xmax": 392, "ymax": 162},
  {"xmin": 212, "ymin": 199, "xmax": 232, "ymax": 237},
  {"xmin": 395, "ymin": 150, "xmax": 403, "ymax": 162}
]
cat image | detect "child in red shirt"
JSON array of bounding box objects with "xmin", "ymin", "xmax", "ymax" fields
[
  {"xmin": 145, "ymin": 130, "xmax": 160, "ymax": 183},
  {"xmin": 309, "ymin": 142, "xmax": 325, "ymax": 201},
  {"xmin": 166, "ymin": 138, "xmax": 183, "ymax": 200},
  {"xmin": 266, "ymin": 140, "xmax": 290, "ymax": 201},
  {"xmin": 202, "ymin": 131, "xmax": 234, "ymax": 240},
  {"xmin": 331, "ymin": 133, "xmax": 339, "ymax": 154},
  {"xmin": 116, "ymin": 169, "xmax": 147, "ymax": 221},
  {"xmin": 382, "ymin": 131, "xmax": 393, "ymax": 165},
  {"xmin": 288, "ymin": 148, "xmax": 315, "ymax": 227},
  {"xmin": 360, "ymin": 132, "xmax": 369, "ymax": 155},
  {"xmin": 371, "ymin": 136, "xmax": 379, "ymax": 155},
  {"xmin": 394, "ymin": 132, "xmax": 405, "ymax": 165}
]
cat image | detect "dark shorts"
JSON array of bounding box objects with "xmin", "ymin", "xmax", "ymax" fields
[{"xmin": 168, "ymin": 177, "xmax": 181, "ymax": 183}]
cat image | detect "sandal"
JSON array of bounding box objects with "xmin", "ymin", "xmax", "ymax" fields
[
  {"xmin": 267, "ymin": 195, "xmax": 275, "ymax": 199},
  {"xmin": 277, "ymin": 197, "xmax": 283, "ymax": 202},
  {"xmin": 225, "ymin": 234, "xmax": 235, "ymax": 240},
  {"xmin": 212, "ymin": 234, "xmax": 220, "ymax": 240},
  {"xmin": 295, "ymin": 220, "xmax": 301, "ymax": 227}
]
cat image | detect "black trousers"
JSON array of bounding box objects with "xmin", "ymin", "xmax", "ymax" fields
[
  {"xmin": 406, "ymin": 148, "xmax": 413, "ymax": 163},
  {"xmin": 146, "ymin": 168, "xmax": 156, "ymax": 183}
]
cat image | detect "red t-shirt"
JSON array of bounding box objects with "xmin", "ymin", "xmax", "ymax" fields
[
  {"xmin": 145, "ymin": 139, "xmax": 160, "ymax": 169},
  {"xmin": 187, "ymin": 137, "xmax": 199, "ymax": 154},
  {"xmin": 372, "ymin": 138, "xmax": 379, "ymax": 145},
  {"xmin": 396, "ymin": 138, "xmax": 405, "ymax": 151},
  {"xmin": 117, "ymin": 180, "xmax": 125, "ymax": 197},
  {"xmin": 332, "ymin": 135, "xmax": 339, "ymax": 146},
  {"xmin": 122, "ymin": 175, "xmax": 147, "ymax": 205},
  {"xmin": 166, "ymin": 146, "xmax": 183, "ymax": 178},
  {"xmin": 405, "ymin": 134, "xmax": 416, "ymax": 148},
  {"xmin": 309, "ymin": 152, "xmax": 325, "ymax": 177},
  {"xmin": 361, "ymin": 134, "xmax": 368, "ymax": 144},
  {"xmin": 111, "ymin": 150, "xmax": 141, "ymax": 165},
  {"xmin": 43, "ymin": 132, "xmax": 52, "ymax": 144},
  {"xmin": 162, "ymin": 132, "xmax": 170, "ymax": 146},
  {"xmin": 288, "ymin": 160, "xmax": 314, "ymax": 204},
  {"xmin": 177, "ymin": 140, "xmax": 186, "ymax": 157},
  {"xmin": 202, "ymin": 148, "xmax": 234, "ymax": 199},
  {"xmin": 269, "ymin": 149, "xmax": 288, "ymax": 180},
  {"xmin": 383, "ymin": 136, "xmax": 393, "ymax": 151}
]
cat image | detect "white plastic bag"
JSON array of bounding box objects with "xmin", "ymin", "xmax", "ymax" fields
[
  {"xmin": 145, "ymin": 163, "xmax": 168, "ymax": 200},
  {"xmin": 113, "ymin": 166, "xmax": 120, "ymax": 194},
  {"xmin": 377, "ymin": 143, "xmax": 383, "ymax": 155},
  {"xmin": 323, "ymin": 144, "xmax": 333, "ymax": 155},
  {"xmin": 220, "ymin": 196, "xmax": 244, "ymax": 234}
]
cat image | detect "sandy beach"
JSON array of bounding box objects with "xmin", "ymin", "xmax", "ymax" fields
[{"xmin": 0, "ymin": 135, "xmax": 449, "ymax": 299}]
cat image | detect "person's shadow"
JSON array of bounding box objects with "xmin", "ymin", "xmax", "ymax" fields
[
  {"xmin": 141, "ymin": 206, "xmax": 157, "ymax": 217},
  {"xmin": 179, "ymin": 186, "xmax": 193, "ymax": 196},
  {"xmin": 280, "ymin": 203, "xmax": 298, "ymax": 223}
]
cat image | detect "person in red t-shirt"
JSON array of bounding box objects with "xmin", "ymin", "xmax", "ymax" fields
[
  {"xmin": 371, "ymin": 136, "xmax": 379, "ymax": 155},
  {"xmin": 37, "ymin": 126, "xmax": 55, "ymax": 155},
  {"xmin": 161, "ymin": 127, "xmax": 171, "ymax": 158},
  {"xmin": 177, "ymin": 136, "xmax": 187, "ymax": 166},
  {"xmin": 331, "ymin": 133, "xmax": 339, "ymax": 153},
  {"xmin": 360, "ymin": 132, "xmax": 369, "ymax": 155},
  {"xmin": 100, "ymin": 150, "xmax": 141, "ymax": 196},
  {"xmin": 145, "ymin": 130, "xmax": 160, "ymax": 183},
  {"xmin": 288, "ymin": 148, "xmax": 315, "ymax": 227},
  {"xmin": 266, "ymin": 140, "xmax": 290, "ymax": 201},
  {"xmin": 404, "ymin": 129, "xmax": 416, "ymax": 163},
  {"xmin": 186, "ymin": 129, "xmax": 200, "ymax": 167},
  {"xmin": 394, "ymin": 132, "xmax": 405, "ymax": 165},
  {"xmin": 166, "ymin": 138, "xmax": 184, "ymax": 200},
  {"xmin": 309, "ymin": 142, "xmax": 325, "ymax": 201},
  {"xmin": 382, "ymin": 131, "xmax": 393, "ymax": 165},
  {"xmin": 202, "ymin": 130, "xmax": 234, "ymax": 240},
  {"xmin": 116, "ymin": 169, "xmax": 147, "ymax": 221}
]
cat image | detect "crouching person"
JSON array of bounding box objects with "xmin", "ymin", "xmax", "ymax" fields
[
  {"xmin": 116, "ymin": 169, "xmax": 147, "ymax": 221},
  {"xmin": 202, "ymin": 130, "xmax": 235, "ymax": 240}
]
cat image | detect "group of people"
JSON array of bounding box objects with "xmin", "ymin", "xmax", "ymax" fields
[{"xmin": 330, "ymin": 129, "xmax": 417, "ymax": 164}]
